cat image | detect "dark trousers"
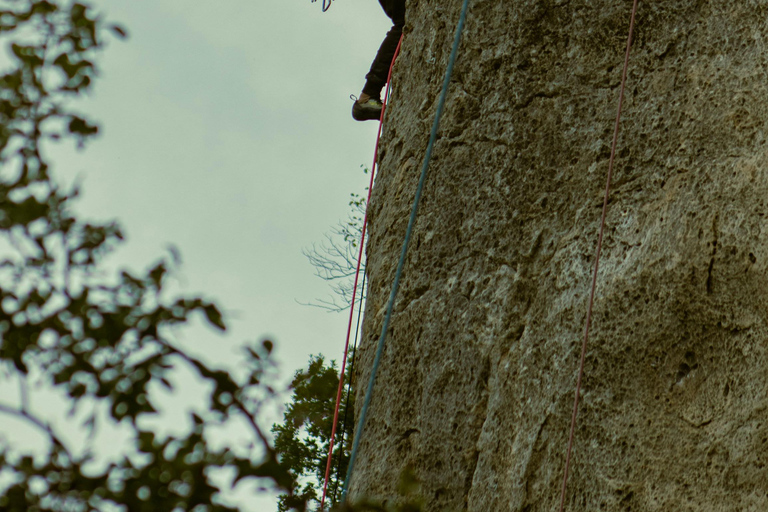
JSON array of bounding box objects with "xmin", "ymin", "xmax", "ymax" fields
[{"xmin": 363, "ymin": 0, "xmax": 406, "ymax": 99}]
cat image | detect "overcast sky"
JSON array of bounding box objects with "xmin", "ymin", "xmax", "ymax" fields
[
  {"xmin": 5, "ymin": 0, "xmax": 396, "ymax": 509},
  {"xmin": 61, "ymin": 0, "xmax": 391, "ymax": 366}
]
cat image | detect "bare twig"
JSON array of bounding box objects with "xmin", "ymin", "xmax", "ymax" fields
[{"xmin": 302, "ymin": 203, "xmax": 368, "ymax": 311}]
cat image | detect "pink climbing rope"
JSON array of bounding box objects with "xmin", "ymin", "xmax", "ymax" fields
[
  {"xmin": 319, "ymin": 34, "xmax": 404, "ymax": 511},
  {"xmin": 557, "ymin": 1, "xmax": 639, "ymax": 511}
]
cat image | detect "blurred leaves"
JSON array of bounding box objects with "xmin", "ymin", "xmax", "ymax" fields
[{"xmin": 0, "ymin": 1, "xmax": 301, "ymax": 510}]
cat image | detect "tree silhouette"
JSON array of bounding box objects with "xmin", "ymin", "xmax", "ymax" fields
[
  {"xmin": 0, "ymin": 2, "xmax": 298, "ymax": 510},
  {"xmin": 272, "ymin": 355, "xmax": 356, "ymax": 511}
]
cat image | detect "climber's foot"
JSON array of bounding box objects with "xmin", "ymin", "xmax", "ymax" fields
[{"xmin": 352, "ymin": 94, "xmax": 383, "ymax": 121}]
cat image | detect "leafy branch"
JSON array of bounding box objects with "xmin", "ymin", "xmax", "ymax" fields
[{"xmin": 0, "ymin": 2, "xmax": 302, "ymax": 510}]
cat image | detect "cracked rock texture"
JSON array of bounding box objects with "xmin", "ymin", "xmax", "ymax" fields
[{"xmin": 351, "ymin": 0, "xmax": 768, "ymax": 510}]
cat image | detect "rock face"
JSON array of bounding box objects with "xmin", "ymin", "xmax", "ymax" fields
[{"xmin": 352, "ymin": 1, "xmax": 768, "ymax": 510}]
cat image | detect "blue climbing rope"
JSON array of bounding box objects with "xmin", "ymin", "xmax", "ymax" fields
[{"xmin": 341, "ymin": 0, "xmax": 473, "ymax": 501}]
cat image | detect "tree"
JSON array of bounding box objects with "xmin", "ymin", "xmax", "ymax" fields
[
  {"xmin": 272, "ymin": 355, "xmax": 355, "ymax": 512},
  {"xmin": 0, "ymin": 2, "xmax": 300, "ymax": 510},
  {"xmin": 285, "ymin": 171, "xmax": 370, "ymax": 510}
]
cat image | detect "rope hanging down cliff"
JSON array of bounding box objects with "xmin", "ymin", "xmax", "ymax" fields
[
  {"xmin": 558, "ymin": 1, "xmax": 640, "ymax": 511},
  {"xmin": 319, "ymin": 35, "xmax": 404, "ymax": 512},
  {"xmin": 341, "ymin": 0, "xmax": 473, "ymax": 502}
]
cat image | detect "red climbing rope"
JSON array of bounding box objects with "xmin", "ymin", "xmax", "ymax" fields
[
  {"xmin": 319, "ymin": 34, "xmax": 404, "ymax": 511},
  {"xmin": 557, "ymin": 1, "xmax": 639, "ymax": 511}
]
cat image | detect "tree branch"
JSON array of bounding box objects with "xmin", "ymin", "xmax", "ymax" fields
[
  {"xmin": 0, "ymin": 402, "xmax": 70, "ymax": 455},
  {"xmin": 154, "ymin": 339, "xmax": 273, "ymax": 451},
  {"xmin": 19, "ymin": 374, "xmax": 28, "ymax": 413}
]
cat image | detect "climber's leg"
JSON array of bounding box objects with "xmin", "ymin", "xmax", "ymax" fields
[{"xmin": 353, "ymin": 0, "xmax": 406, "ymax": 121}]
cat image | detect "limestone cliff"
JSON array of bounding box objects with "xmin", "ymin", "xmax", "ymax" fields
[{"xmin": 352, "ymin": 1, "xmax": 768, "ymax": 510}]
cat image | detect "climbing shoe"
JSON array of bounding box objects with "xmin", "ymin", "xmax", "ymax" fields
[{"xmin": 352, "ymin": 96, "xmax": 383, "ymax": 121}]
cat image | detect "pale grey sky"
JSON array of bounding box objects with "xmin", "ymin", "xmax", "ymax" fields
[
  {"xmin": 2, "ymin": 0, "xmax": 396, "ymax": 509},
  {"xmin": 57, "ymin": 0, "xmax": 391, "ymax": 367}
]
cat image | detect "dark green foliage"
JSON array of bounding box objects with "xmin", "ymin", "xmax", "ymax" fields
[{"xmin": 272, "ymin": 355, "xmax": 354, "ymax": 511}]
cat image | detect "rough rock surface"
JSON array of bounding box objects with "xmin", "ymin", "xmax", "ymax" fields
[{"xmin": 351, "ymin": 1, "xmax": 768, "ymax": 510}]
